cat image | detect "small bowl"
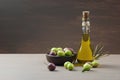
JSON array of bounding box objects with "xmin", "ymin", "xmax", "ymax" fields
[{"xmin": 46, "ymin": 54, "xmax": 76, "ymax": 66}]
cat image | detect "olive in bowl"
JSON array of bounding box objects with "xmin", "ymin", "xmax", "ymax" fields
[
  {"xmin": 46, "ymin": 54, "xmax": 76, "ymax": 66},
  {"xmin": 46, "ymin": 47, "xmax": 76, "ymax": 66}
]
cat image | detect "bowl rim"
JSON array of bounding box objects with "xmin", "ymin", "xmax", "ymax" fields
[{"xmin": 46, "ymin": 53, "xmax": 76, "ymax": 58}]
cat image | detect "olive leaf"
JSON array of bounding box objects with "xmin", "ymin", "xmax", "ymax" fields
[{"xmin": 93, "ymin": 42, "xmax": 109, "ymax": 60}]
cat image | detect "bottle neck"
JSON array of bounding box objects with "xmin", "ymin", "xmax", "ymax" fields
[
  {"xmin": 82, "ymin": 20, "xmax": 90, "ymax": 34},
  {"xmin": 81, "ymin": 11, "xmax": 90, "ymax": 41},
  {"xmin": 82, "ymin": 20, "xmax": 90, "ymax": 41}
]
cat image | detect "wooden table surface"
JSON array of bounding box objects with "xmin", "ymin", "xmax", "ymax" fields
[{"xmin": 0, "ymin": 54, "xmax": 120, "ymax": 80}]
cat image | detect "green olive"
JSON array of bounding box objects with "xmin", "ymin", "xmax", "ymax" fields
[
  {"xmin": 67, "ymin": 63, "xmax": 74, "ymax": 71},
  {"xmin": 91, "ymin": 60, "xmax": 99, "ymax": 68},
  {"xmin": 82, "ymin": 63, "xmax": 92, "ymax": 72},
  {"xmin": 64, "ymin": 61, "xmax": 71, "ymax": 69}
]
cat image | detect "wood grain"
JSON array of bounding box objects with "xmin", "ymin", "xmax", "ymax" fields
[{"xmin": 0, "ymin": 0, "xmax": 120, "ymax": 53}]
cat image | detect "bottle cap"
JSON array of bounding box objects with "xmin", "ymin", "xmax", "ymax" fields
[{"xmin": 82, "ymin": 11, "xmax": 90, "ymax": 21}]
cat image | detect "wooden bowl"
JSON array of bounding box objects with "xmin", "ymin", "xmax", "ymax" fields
[{"xmin": 46, "ymin": 54, "xmax": 76, "ymax": 66}]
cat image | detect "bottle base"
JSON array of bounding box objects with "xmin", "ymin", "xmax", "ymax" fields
[{"xmin": 77, "ymin": 59, "xmax": 93, "ymax": 64}]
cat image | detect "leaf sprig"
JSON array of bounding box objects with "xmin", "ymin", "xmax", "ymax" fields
[{"xmin": 92, "ymin": 42, "xmax": 109, "ymax": 60}]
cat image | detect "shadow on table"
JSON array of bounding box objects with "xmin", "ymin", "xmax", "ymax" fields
[{"xmin": 99, "ymin": 64, "xmax": 120, "ymax": 70}]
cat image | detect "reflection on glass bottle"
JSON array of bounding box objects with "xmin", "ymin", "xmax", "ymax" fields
[{"xmin": 77, "ymin": 11, "xmax": 93, "ymax": 64}]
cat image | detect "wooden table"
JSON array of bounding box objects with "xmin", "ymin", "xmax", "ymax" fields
[{"xmin": 0, "ymin": 54, "xmax": 120, "ymax": 80}]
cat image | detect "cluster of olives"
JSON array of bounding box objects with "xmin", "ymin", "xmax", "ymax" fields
[
  {"xmin": 47, "ymin": 47, "xmax": 100, "ymax": 72},
  {"xmin": 47, "ymin": 61, "xmax": 75, "ymax": 71},
  {"xmin": 82, "ymin": 60, "xmax": 99, "ymax": 72},
  {"xmin": 64, "ymin": 61, "xmax": 74, "ymax": 71},
  {"xmin": 48, "ymin": 47, "xmax": 75, "ymax": 57},
  {"xmin": 48, "ymin": 60, "xmax": 99, "ymax": 72}
]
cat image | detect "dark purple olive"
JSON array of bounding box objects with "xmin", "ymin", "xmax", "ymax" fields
[
  {"xmin": 48, "ymin": 63, "xmax": 56, "ymax": 71},
  {"xmin": 68, "ymin": 48, "xmax": 73, "ymax": 51},
  {"xmin": 49, "ymin": 51, "xmax": 56, "ymax": 56}
]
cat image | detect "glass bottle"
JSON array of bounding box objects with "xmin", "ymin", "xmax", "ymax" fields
[{"xmin": 77, "ymin": 11, "xmax": 93, "ymax": 64}]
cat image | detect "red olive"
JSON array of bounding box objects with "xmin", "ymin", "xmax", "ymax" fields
[{"xmin": 48, "ymin": 63, "xmax": 56, "ymax": 71}]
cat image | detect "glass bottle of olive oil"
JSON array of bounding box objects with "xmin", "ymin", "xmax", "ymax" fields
[{"xmin": 77, "ymin": 11, "xmax": 93, "ymax": 64}]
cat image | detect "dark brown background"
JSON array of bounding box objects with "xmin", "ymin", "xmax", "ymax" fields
[{"xmin": 0, "ymin": 0, "xmax": 120, "ymax": 53}]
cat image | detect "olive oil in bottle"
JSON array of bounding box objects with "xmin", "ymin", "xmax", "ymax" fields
[{"xmin": 77, "ymin": 11, "xmax": 93, "ymax": 64}]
